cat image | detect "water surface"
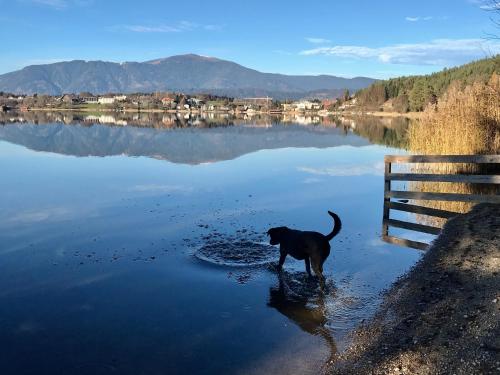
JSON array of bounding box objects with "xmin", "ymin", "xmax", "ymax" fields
[{"xmin": 0, "ymin": 113, "xmax": 421, "ymax": 375}]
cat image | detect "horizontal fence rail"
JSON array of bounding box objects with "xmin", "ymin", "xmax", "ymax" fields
[
  {"xmin": 386, "ymin": 173, "xmax": 500, "ymax": 184},
  {"xmin": 387, "ymin": 201, "xmax": 459, "ymax": 219},
  {"xmin": 386, "ymin": 191, "xmax": 500, "ymax": 203},
  {"xmin": 383, "ymin": 218, "xmax": 441, "ymax": 235},
  {"xmin": 382, "ymin": 154, "xmax": 500, "ymax": 251},
  {"xmin": 384, "ymin": 155, "xmax": 500, "ymax": 164}
]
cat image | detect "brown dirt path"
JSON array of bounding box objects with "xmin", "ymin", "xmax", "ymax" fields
[{"xmin": 330, "ymin": 203, "xmax": 500, "ymax": 375}]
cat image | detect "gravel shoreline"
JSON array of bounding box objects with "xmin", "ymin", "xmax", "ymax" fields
[{"xmin": 330, "ymin": 203, "xmax": 500, "ymax": 375}]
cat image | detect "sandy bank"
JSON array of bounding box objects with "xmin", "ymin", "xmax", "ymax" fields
[{"xmin": 330, "ymin": 203, "xmax": 500, "ymax": 375}]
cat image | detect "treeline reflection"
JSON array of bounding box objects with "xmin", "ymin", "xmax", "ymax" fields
[{"xmin": 0, "ymin": 111, "xmax": 410, "ymax": 149}]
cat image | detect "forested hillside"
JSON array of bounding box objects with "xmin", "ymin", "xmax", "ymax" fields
[{"xmin": 356, "ymin": 55, "xmax": 500, "ymax": 112}]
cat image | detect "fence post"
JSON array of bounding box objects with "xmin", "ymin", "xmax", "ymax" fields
[{"xmin": 382, "ymin": 157, "xmax": 391, "ymax": 237}]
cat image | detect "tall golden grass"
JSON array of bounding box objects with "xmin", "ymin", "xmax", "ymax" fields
[{"xmin": 407, "ymin": 73, "xmax": 500, "ymax": 221}]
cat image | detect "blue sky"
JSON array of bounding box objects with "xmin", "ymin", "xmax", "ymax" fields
[{"xmin": 0, "ymin": 0, "xmax": 499, "ymax": 78}]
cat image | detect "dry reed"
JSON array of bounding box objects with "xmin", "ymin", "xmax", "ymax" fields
[{"xmin": 407, "ymin": 74, "xmax": 500, "ymax": 222}]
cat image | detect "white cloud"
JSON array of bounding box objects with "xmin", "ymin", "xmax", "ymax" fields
[
  {"xmin": 480, "ymin": 3, "xmax": 500, "ymax": 9},
  {"xmin": 127, "ymin": 184, "xmax": 193, "ymax": 194},
  {"xmin": 306, "ymin": 37, "xmax": 331, "ymax": 44},
  {"xmin": 298, "ymin": 162, "xmax": 385, "ymax": 177},
  {"xmin": 178, "ymin": 20, "xmax": 197, "ymax": 30},
  {"xmin": 468, "ymin": 0, "xmax": 500, "ymax": 10},
  {"xmin": 299, "ymin": 38, "xmax": 500, "ymax": 66},
  {"xmin": 20, "ymin": 0, "xmax": 92, "ymax": 9},
  {"xmin": 31, "ymin": 0, "xmax": 67, "ymax": 7},
  {"xmin": 124, "ymin": 25, "xmax": 181, "ymax": 33},
  {"xmin": 405, "ymin": 16, "xmax": 433, "ymax": 22},
  {"xmin": 115, "ymin": 21, "xmax": 223, "ymax": 34},
  {"xmin": 7, "ymin": 207, "xmax": 72, "ymax": 223}
]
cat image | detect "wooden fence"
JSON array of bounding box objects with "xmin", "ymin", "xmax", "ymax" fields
[{"xmin": 382, "ymin": 154, "xmax": 500, "ymax": 250}]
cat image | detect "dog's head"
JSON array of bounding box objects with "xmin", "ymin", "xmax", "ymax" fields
[{"xmin": 267, "ymin": 226, "xmax": 288, "ymax": 245}]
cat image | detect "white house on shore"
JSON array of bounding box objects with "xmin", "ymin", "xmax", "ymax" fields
[
  {"xmin": 82, "ymin": 96, "xmax": 98, "ymax": 104},
  {"xmin": 295, "ymin": 100, "xmax": 321, "ymax": 111},
  {"xmin": 82, "ymin": 95, "xmax": 127, "ymax": 105},
  {"xmin": 283, "ymin": 100, "xmax": 322, "ymax": 111},
  {"xmin": 98, "ymin": 97, "xmax": 115, "ymax": 104}
]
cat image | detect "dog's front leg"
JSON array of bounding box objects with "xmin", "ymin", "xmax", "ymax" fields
[
  {"xmin": 277, "ymin": 247, "xmax": 287, "ymax": 271},
  {"xmin": 304, "ymin": 257, "xmax": 312, "ymax": 277}
]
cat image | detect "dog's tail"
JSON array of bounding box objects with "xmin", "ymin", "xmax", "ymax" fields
[{"xmin": 325, "ymin": 211, "xmax": 342, "ymax": 241}]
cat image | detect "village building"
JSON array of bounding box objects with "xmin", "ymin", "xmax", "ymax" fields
[
  {"xmin": 7, "ymin": 96, "xmax": 24, "ymax": 102},
  {"xmin": 339, "ymin": 97, "xmax": 357, "ymax": 110},
  {"xmin": 187, "ymin": 98, "xmax": 203, "ymax": 108},
  {"xmin": 161, "ymin": 97, "xmax": 176, "ymax": 107},
  {"xmin": 83, "ymin": 96, "xmax": 99, "ymax": 104},
  {"xmin": 62, "ymin": 94, "xmax": 79, "ymax": 104},
  {"xmin": 295, "ymin": 100, "xmax": 321, "ymax": 111},
  {"xmin": 98, "ymin": 97, "xmax": 115, "ymax": 105},
  {"xmin": 241, "ymin": 97, "xmax": 273, "ymax": 106},
  {"xmin": 321, "ymin": 99, "xmax": 338, "ymax": 109}
]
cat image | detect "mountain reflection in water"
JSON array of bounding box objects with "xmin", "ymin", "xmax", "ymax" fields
[{"xmin": 0, "ymin": 111, "xmax": 409, "ymax": 164}]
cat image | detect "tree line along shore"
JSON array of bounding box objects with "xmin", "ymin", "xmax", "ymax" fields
[
  {"xmin": 2, "ymin": 56, "xmax": 497, "ymax": 119},
  {"xmin": 0, "ymin": 90, "xmax": 410, "ymax": 117}
]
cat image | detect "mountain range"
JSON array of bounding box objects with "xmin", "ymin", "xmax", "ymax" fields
[{"xmin": 0, "ymin": 54, "xmax": 375, "ymax": 99}]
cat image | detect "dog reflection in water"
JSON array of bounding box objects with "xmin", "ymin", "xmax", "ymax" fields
[{"xmin": 268, "ymin": 272, "xmax": 338, "ymax": 366}]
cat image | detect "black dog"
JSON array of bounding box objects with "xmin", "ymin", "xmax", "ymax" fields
[{"xmin": 267, "ymin": 211, "xmax": 342, "ymax": 280}]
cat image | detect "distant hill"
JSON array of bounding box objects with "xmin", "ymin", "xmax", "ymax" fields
[
  {"xmin": 356, "ymin": 55, "xmax": 500, "ymax": 112},
  {"xmin": 0, "ymin": 54, "xmax": 375, "ymax": 99}
]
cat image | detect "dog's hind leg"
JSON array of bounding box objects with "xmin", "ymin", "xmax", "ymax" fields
[
  {"xmin": 315, "ymin": 269, "xmax": 326, "ymax": 291},
  {"xmin": 304, "ymin": 257, "xmax": 312, "ymax": 277},
  {"xmin": 311, "ymin": 257, "xmax": 324, "ymax": 280}
]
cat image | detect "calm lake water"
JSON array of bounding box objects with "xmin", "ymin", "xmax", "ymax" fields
[{"xmin": 0, "ymin": 113, "xmax": 422, "ymax": 375}]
